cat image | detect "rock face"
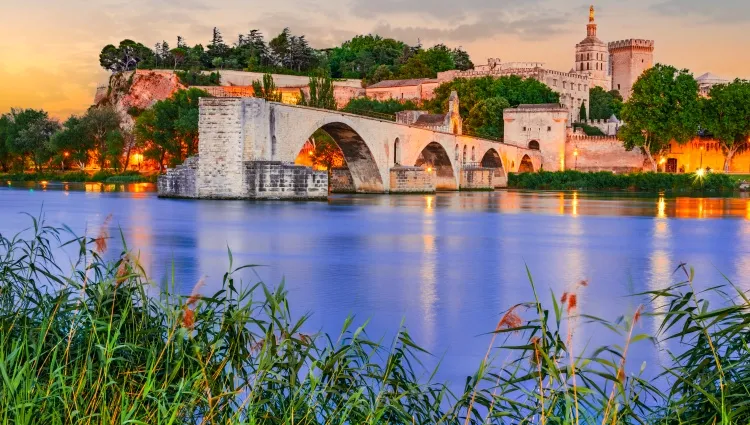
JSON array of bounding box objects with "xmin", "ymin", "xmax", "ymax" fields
[{"xmin": 96, "ymin": 70, "xmax": 185, "ymax": 129}]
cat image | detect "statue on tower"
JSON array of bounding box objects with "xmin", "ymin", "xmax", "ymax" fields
[{"xmin": 589, "ymin": 5, "xmax": 595, "ymax": 22}]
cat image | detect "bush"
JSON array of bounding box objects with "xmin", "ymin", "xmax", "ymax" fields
[
  {"xmin": 176, "ymin": 70, "xmax": 221, "ymax": 86},
  {"xmin": 342, "ymin": 97, "xmax": 419, "ymax": 115},
  {"xmin": 508, "ymin": 170, "xmax": 737, "ymax": 192},
  {"xmin": 0, "ymin": 170, "xmax": 152, "ymax": 184},
  {"xmin": 573, "ymin": 123, "xmax": 606, "ymax": 136}
]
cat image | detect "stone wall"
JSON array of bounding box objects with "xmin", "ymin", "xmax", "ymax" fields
[
  {"xmin": 565, "ymin": 135, "xmax": 645, "ymax": 172},
  {"xmin": 389, "ymin": 166, "xmax": 436, "ymax": 193},
  {"xmin": 503, "ymin": 105, "xmax": 569, "ymax": 171},
  {"xmin": 608, "ymin": 39, "xmax": 654, "ymax": 100},
  {"xmin": 196, "ymin": 98, "xmax": 246, "ymax": 198},
  {"xmin": 158, "ymin": 156, "xmax": 199, "ymax": 198},
  {"xmin": 460, "ymin": 166, "xmax": 495, "ymax": 190},
  {"xmin": 330, "ymin": 168, "xmax": 355, "ymax": 193},
  {"xmin": 245, "ymin": 161, "xmax": 328, "ymax": 200}
]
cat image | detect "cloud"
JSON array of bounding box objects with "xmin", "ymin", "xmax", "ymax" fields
[
  {"xmin": 651, "ymin": 0, "xmax": 750, "ymax": 23},
  {"xmin": 371, "ymin": 10, "xmax": 574, "ymax": 44},
  {"xmin": 348, "ymin": 0, "xmax": 542, "ymax": 20}
]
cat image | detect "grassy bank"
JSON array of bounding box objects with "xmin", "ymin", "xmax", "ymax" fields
[
  {"xmin": 1, "ymin": 214, "xmax": 748, "ymax": 423},
  {"xmin": 508, "ymin": 170, "xmax": 737, "ymax": 192},
  {"xmin": 0, "ymin": 170, "xmax": 157, "ymax": 184}
]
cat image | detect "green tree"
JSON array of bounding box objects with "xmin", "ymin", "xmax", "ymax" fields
[
  {"xmin": 579, "ymin": 103, "xmax": 587, "ymax": 121},
  {"xmin": 464, "ymin": 96, "xmax": 510, "ymax": 139},
  {"xmin": 83, "ymin": 106, "xmax": 122, "ymax": 168},
  {"xmin": 397, "ymin": 56, "xmax": 433, "ymax": 79},
  {"xmin": 299, "ymin": 72, "xmax": 336, "ymax": 110},
  {"xmin": 0, "ymin": 114, "xmax": 14, "ymax": 172},
  {"xmin": 252, "ymin": 74, "xmax": 282, "ymax": 102},
  {"xmin": 451, "ymin": 47, "xmax": 474, "ymax": 71},
  {"xmin": 417, "ymin": 44, "xmax": 456, "ymax": 76},
  {"xmin": 99, "ymin": 40, "xmax": 153, "ymax": 72},
  {"xmin": 134, "ymin": 88, "xmax": 209, "ymax": 172},
  {"xmin": 589, "ymin": 87, "xmax": 623, "ymax": 120},
  {"xmin": 49, "ymin": 115, "xmax": 92, "ymax": 170},
  {"xmin": 702, "ymin": 79, "xmax": 750, "ymax": 171},
  {"xmin": 4, "ymin": 108, "xmax": 60, "ymax": 172},
  {"xmin": 342, "ymin": 98, "xmax": 418, "ymax": 115},
  {"xmin": 619, "ymin": 64, "xmax": 701, "ymax": 171},
  {"xmin": 368, "ymin": 64, "xmax": 394, "ymax": 85}
]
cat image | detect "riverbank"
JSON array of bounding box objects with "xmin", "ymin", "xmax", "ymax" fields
[
  {"xmin": 0, "ymin": 170, "xmax": 157, "ymax": 184},
  {"xmin": 0, "ymin": 213, "xmax": 746, "ymax": 424},
  {"xmin": 508, "ymin": 170, "xmax": 742, "ymax": 192}
]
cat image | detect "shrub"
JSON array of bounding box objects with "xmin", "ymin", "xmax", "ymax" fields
[{"xmin": 508, "ymin": 170, "xmax": 737, "ymax": 192}]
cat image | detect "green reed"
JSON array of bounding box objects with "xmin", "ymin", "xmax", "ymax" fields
[{"xmin": 0, "ymin": 213, "xmax": 747, "ymax": 424}]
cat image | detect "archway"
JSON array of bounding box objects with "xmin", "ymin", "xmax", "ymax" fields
[
  {"xmin": 528, "ymin": 140, "xmax": 540, "ymax": 150},
  {"xmin": 394, "ymin": 138, "xmax": 400, "ymax": 165},
  {"xmin": 480, "ymin": 149, "xmax": 506, "ymax": 187},
  {"xmin": 518, "ymin": 154, "xmax": 535, "ymax": 173},
  {"xmin": 293, "ymin": 123, "xmax": 384, "ymax": 193},
  {"xmin": 415, "ymin": 142, "xmax": 457, "ymax": 191}
]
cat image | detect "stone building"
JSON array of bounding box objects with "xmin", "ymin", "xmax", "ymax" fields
[
  {"xmin": 503, "ymin": 104, "xmax": 570, "ymax": 171},
  {"xmin": 574, "ymin": 6, "xmax": 611, "ymax": 90},
  {"xmin": 395, "ymin": 91, "xmax": 463, "ymax": 134},
  {"xmin": 608, "ymin": 39, "xmax": 655, "ymax": 100},
  {"xmin": 437, "ymin": 65, "xmax": 590, "ymax": 124},
  {"xmin": 696, "ymin": 72, "xmax": 730, "ymax": 97}
]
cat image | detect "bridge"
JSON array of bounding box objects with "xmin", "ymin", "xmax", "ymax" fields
[{"xmin": 158, "ymin": 96, "xmax": 542, "ymax": 200}]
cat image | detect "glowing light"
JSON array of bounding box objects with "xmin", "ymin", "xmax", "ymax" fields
[
  {"xmin": 426, "ymin": 166, "xmax": 433, "ymax": 173},
  {"xmin": 696, "ymin": 168, "xmax": 706, "ymax": 177},
  {"xmin": 40, "ymin": 180, "xmax": 48, "ymax": 185},
  {"xmin": 573, "ymin": 149, "xmax": 579, "ymax": 157},
  {"xmin": 659, "ymin": 157, "xmax": 666, "ymax": 165},
  {"xmin": 63, "ymin": 152, "xmax": 69, "ymax": 157},
  {"xmin": 658, "ymin": 196, "xmax": 666, "ymax": 218}
]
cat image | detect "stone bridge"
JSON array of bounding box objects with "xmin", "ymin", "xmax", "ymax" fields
[{"xmin": 159, "ymin": 97, "xmax": 542, "ymax": 199}]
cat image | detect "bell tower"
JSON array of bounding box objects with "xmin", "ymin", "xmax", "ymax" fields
[{"xmin": 575, "ymin": 5, "xmax": 611, "ymax": 90}]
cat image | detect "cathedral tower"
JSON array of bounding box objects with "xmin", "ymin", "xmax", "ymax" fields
[
  {"xmin": 575, "ymin": 6, "xmax": 610, "ymax": 91},
  {"xmin": 608, "ymin": 39, "xmax": 655, "ymax": 100}
]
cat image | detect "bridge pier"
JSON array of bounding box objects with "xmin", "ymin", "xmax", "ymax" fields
[
  {"xmin": 460, "ymin": 166, "xmax": 496, "ymax": 191},
  {"xmin": 389, "ymin": 166, "xmax": 436, "ymax": 193}
]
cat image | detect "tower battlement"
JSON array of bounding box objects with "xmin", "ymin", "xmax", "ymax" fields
[{"xmin": 608, "ymin": 39, "xmax": 655, "ymax": 51}]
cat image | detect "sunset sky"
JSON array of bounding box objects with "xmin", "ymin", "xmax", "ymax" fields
[{"xmin": 1, "ymin": 0, "xmax": 748, "ymax": 118}]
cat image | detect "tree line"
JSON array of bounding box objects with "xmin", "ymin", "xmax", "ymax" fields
[
  {"xmin": 619, "ymin": 64, "xmax": 750, "ymax": 171},
  {"xmin": 100, "ymin": 30, "xmax": 473, "ymax": 86}
]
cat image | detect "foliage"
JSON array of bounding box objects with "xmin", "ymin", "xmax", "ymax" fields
[
  {"xmin": 589, "ymin": 87, "xmax": 623, "ymax": 120},
  {"xmin": 0, "ymin": 170, "xmax": 152, "ymax": 183},
  {"xmin": 573, "ymin": 123, "xmax": 606, "ymax": 136},
  {"xmin": 702, "ymin": 79, "xmax": 750, "ymax": 171},
  {"xmin": 342, "ymin": 97, "xmax": 419, "ymax": 115},
  {"xmin": 579, "ymin": 102, "xmax": 587, "ymax": 121},
  {"xmin": 3, "ymin": 214, "xmax": 750, "ymax": 423},
  {"xmin": 3, "ymin": 108, "xmax": 60, "ymax": 172},
  {"xmin": 99, "ymin": 39, "xmax": 154, "ymax": 72},
  {"xmin": 298, "ymin": 72, "xmax": 336, "ymax": 110},
  {"xmin": 508, "ymin": 170, "xmax": 736, "ymax": 192},
  {"xmin": 252, "ymin": 73, "xmax": 282, "ymax": 102},
  {"xmin": 134, "ymin": 88, "xmax": 209, "ymax": 171},
  {"xmin": 0, "ymin": 114, "xmax": 15, "ymax": 172},
  {"xmin": 309, "ymin": 130, "xmax": 345, "ymax": 175},
  {"xmin": 619, "ymin": 64, "xmax": 701, "ymax": 171},
  {"xmin": 464, "ymin": 96, "xmax": 510, "ymax": 139},
  {"xmin": 176, "ymin": 70, "xmax": 221, "ymax": 86}
]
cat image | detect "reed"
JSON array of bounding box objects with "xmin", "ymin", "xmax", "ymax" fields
[{"xmin": 0, "ymin": 213, "xmax": 748, "ymax": 424}]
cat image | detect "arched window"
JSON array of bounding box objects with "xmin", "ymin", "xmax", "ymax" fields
[
  {"xmin": 455, "ymin": 144, "xmax": 459, "ymax": 160},
  {"xmin": 471, "ymin": 146, "xmax": 476, "ymax": 161},
  {"xmin": 394, "ymin": 138, "xmax": 400, "ymax": 165},
  {"xmin": 462, "ymin": 145, "xmax": 467, "ymax": 164},
  {"xmin": 528, "ymin": 140, "xmax": 540, "ymax": 150},
  {"xmin": 587, "ymin": 63, "xmax": 590, "ymax": 70}
]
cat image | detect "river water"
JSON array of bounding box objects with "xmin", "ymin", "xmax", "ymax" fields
[{"xmin": 2, "ymin": 181, "xmax": 750, "ymax": 385}]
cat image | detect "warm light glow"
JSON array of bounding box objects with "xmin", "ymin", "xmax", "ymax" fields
[
  {"xmin": 63, "ymin": 152, "xmax": 69, "ymax": 157},
  {"xmin": 426, "ymin": 166, "xmax": 433, "ymax": 173},
  {"xmin": 659, "ymin": 157, "xmax": 666, "ymax": 165},
  {"xmin": 657, "ymin": 196, "xmax": 666, "ymax": 218},
  {"xmin": 573, "ymin": 149, "xmax": 579, "ymax": 157},
  {"xmin": 696, "ymin": 168, "xmax": 706, "ymax": 177},
  {"xmin": 40, "ymin": 180, "xmax": 48, "ymax": 185}
]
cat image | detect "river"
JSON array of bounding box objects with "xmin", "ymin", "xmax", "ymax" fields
[{"xmin": 2, "ymin": 181, "xmax": 750, "ymax": 385}]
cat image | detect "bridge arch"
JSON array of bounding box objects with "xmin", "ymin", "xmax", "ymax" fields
[
  {"xmin": 293, "ymin": 119, "xmax": 385, "ymax": 193},
  {"xmin": 518, "ymin": 154, "xmax": 535, "ymax": 173},
  {"xmin": 415, "ymin": 141, "xmax": 458, "ymax": 191},
  {"xmin": 481, "ymin": 148, "xmax": 507, "ymax": 188}
]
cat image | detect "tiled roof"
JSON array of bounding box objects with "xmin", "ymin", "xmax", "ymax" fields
[
  {"xmin": 367, "ymin": 78, "xmax": 438, "ymax": 89},
  {"xmin": 577, "ymin": 36, "xmax": 605, "ymax": 46}
]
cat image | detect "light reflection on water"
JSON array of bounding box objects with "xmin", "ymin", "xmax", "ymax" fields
[{"xmin": 1, "ymin": 185, "xmax": 750, "ymax": 385}]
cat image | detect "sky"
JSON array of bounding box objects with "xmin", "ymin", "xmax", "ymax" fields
[{"xmin": 1, "ymin": 0, "xmax": 748, "ymax": 118}]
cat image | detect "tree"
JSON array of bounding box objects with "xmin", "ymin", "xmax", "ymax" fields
[
  {"xmin": 589, "ymin": 87, "xmax": 623, "ymax": 120},
  {"xmin": 309, "ymin": 129, "xmax": 344, "ymax": 191},
  {"xmin": 418, "ymin": 44, "xmax": 456, "ymax": 76},
  {"xmin": 579, "ymin": 103, "xmax": 587, "ymax": 121},
  {"xmin": 299, "ymin": 72, "xmax": 336, "ymax": 110},
  {"xmin": 207, "ymin": 27, "xmax": 229, "ymax": 60},
  {"xmin": 451, "ymin": 47, "xmax": 474, "ymax": 71},
  {"xmin": 4, "ymin": 109, "xmax": 60, "ymax": 172},
  {"xmin": 618, "ymin": 64, "xmax": 701, "ymax": 171},
  {"xmin": 397, "ymin": 56, "xmax": 433, "ymax": 79},
  {"xmin": 99, "ymin": 40, "xmax": 152, "ymax": 72},
  {"xmin": 82, "ymin": 106, "xmax": 122, "ymax": 168},
  {"xmin": 465, "ymin": 97, "xmax": 510, "ymax": 139},
  {"xmin": 342, "ymin": 98, "xmax": 418, "ymax": 115},
  {"xmin": 367, "ymin": 64, "xmax": 393, "ymax": 85},
  {"xmin": 252, "ymin": 74, "xmax": 282, "ymax": 102},
  {"xmin": 50, "ymin": 115, "xmax": 93, "ymax": 170},
  {"xmin": 702, "ymin": 79, "xmax": 750, "ymax": 171},
  {"xmin": 0, "ymin": 114, "xmax": 14, "ymax": 172},
  {"xmin": 134, "ymin": 88, "xmax": 209, "ymax": 172}
]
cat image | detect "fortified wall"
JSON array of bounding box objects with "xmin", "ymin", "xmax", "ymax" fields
[{"xmin": 566, "ymin": 133, "xmax": 645, "ymax": 172}]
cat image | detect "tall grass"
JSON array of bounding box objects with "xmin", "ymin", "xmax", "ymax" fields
[{"xmin": 0, "ymin": 213, "xmax": 748, "ymax": 424}]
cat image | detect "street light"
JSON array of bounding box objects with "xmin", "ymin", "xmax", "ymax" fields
[
  {"xmin": 573, "ymin": 148, "xmax": 579, "ymax": 170},
  {"xmin": 700, "ymin": 145, "xmax": 704, "ymax": 171}
]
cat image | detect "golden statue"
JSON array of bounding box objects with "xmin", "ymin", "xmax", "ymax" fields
[{"xmin": 589, "ymin": 5, "xmax": 595, "ymax": 22}]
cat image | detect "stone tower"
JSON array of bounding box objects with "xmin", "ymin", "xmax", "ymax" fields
[
  {"xmin": 608, "ymin": 39, "xmax": 654, "ymax": 100},
  {"xmin": 574, "ymin": 6, "xmax": 610, "ymax": 91}
]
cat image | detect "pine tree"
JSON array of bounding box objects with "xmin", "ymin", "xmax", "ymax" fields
[
  {"xmin": 177, "ymin": 36, "xmax": 186, "ymax": 48},
  {"xmin": 299, "ymin": 72, "xmax": 336, "ymax": 110},
  {"xmin": 579, "ymin": 103, "xmax": 587, "ymax": 122}
]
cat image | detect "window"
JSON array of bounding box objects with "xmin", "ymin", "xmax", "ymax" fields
[
  {"xmin": 587, "ymin": 63, "xmax": 590, "ymax": 70},
  {"xmin": 394, "ymin": 138, "xmax": 400, "ymax": 165},
  {"xmin": 528, "ymin": 140, "xmax": 540, "ymax": 150},
  {"xmin": 547, "ymin": 126, "xmax": 552, "ymax": 132},
  {"xmin": 578, "ymin": 84, "xmax": 582, "ymax": 91},
  {"xmin": 618, "ymin": 84, "xmax": 621, "ymax": 90},
  {"xmin": 471, "ymin": 146, "xmax": 476, "ymax": 161},
  {"xmin": 462, "ymin": 145, "xmax": 467, "ymax": 164},
  {"xmin": 455, "ymin": 144, "xmax": 459, "ymax": 161},
  {"xmin": 563, "ymin": 82, "xmax": 567, "ymax": 89},
  {"xmin": 522, "ymin": 126, "xmax": 527, "ymax": 131},
  {"xmin": 553, "ymin": 79, "xmax": 557, "ymax": 87}
]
